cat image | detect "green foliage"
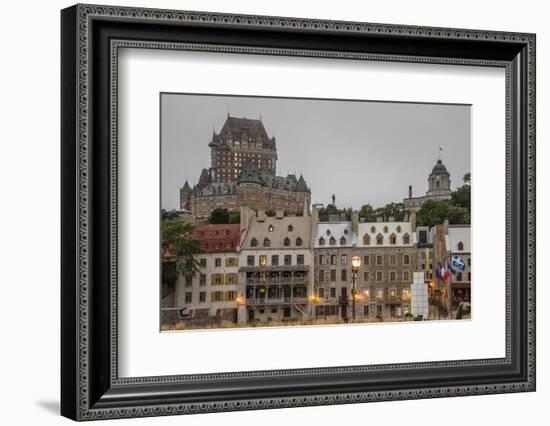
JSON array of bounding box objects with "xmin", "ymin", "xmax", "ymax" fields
[
  {"xmin": 358, "ymin": 204, "xmax": 377, "ymax": 222},
  {"xmin": 161, "ymin": 209, "xmax": 180, "ymax": 219},
  {"xmin": 228, "ymin": 211, "xmax": 240, "ymax": 224},
  {"xmin": 161, "ymin": 218, "xmax": 201, "ymax": 285},
  {"xmin": 265, "ymin": 209, "xmax": 276, "ymax": 217},
  {"xmin": 416, "ymin": 199, "xmax": 470, "ymax": 227},
  {"xmin": 463, "ymin": 172, "xmax": 471, "ymax": 184},
  {"xmin": 209, "ymin": 208, "xmax": 230, "ymax": 224},
  {"xmin": 451, "ymin": 182, "xmax": 471, "ymax": 210}
]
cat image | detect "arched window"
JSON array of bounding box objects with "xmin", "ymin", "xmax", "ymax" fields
[
  {"xmin": 251, "ymin": 237, "xmax": 258, "ymax": 247},
  {"xmin": 457, "ymin": 241, "xmax": 464, "ymax": 251},
  {"xmin": 396, "ymin": 225, "xmax": 402, "ymax": 233},
  {"xmin": 263, "ymin": 238, "xmax": 271, "ymax": 247},
  {"xmin": 318, "ymin": 237, "xmax": 325, "ymax": 246},
  {"xmin": 389, "ymin": 233, "xmax": 397, "ymax": 245},
  {"xmin": 403, "ymin": 233, "xmax": 410, "ymax": 244},
  {"xmin": 326, "ymin": 229, "xmax": 331, "ymax": 236},
  {"xmin": 383, "ymin": 226, "xmax": 389, "ymax": 233},
  {"xmin": 344, "ymin": 229, "xmax": 349, "ymax": 235},
  {"xmin": 296, "ymin": 237, "xmax": 303, "ymax": 247},
  {"xmin": 363, "ymin": 233, "xmax": 370, "ymax": 245},
  {"xmin": 376, "ymin": 234, "xmax": 383, "ymax": 245},
  {"xmin": 329, "ymin": 236, "xmax": 336, "ymax": 246},
  {"xmin": 370, "ymin": 226, "xmax": 376, "ymax": 233},
  {"xmin": 288, "ymin": 224, "xmax": 294, "ymax": 232},
  {"xmin": 268, "ymin": 224, "xmax": 274, "ymax": 232},
  {"xmin": 340, "ymin": 236, "xmax": 347, "ymax": 245},
  {"xmin": 284, "ymin": 237, "xmax": 291, "ymax": 247}
]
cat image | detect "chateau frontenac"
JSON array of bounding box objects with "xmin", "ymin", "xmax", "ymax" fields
[{"xmin": 180, "ymin": 116, "xmax": 311, "ymax": 220}]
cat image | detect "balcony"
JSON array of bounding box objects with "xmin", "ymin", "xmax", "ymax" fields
[
  {"xmin": 245, "ymin": 276, "xmax": 308, "ymax": 285},
  {"xmin": 245, "ymin": 296, "xmax": 309, "ymax": 306}
]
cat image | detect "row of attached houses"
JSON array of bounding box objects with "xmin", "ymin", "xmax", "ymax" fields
[{"xmin": 163, "ymin": 206, "xmax": 470, "ymax": 327}]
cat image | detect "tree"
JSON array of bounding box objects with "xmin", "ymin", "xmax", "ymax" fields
[
  {"xmin": 228, "ymin": 211, "xmax": 240, "ymax": 224},
  {"xmin": 416, "ymin": 199, "xmax": 452, "ymax": 227},
  {"xmin": 161, "ymin": 209, "xmax": 180, "ymax": 220},
  {"xmin": 209, "ymin": 208, "xmax": 230, "ymax": 224},
  {"xmin": 161, "ymin": 218, "xmax": 202, "ymax": 285},
  {"xmin": 374, "ymin": 202, "xmax": 407, "ymax": 222},
  {"xmin": 265, "ymin": 209, "xmax": 276, "ymax": 217},
  {"xmin": 463, "ymin": 173, "xmax": 471, "ymax": 184},
  {"xmin": 359, "ymin": 204, "xmax": 377, "ymax": 222}
]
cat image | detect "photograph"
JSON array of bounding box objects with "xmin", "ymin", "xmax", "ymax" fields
[{"xmin": 160, "ymin": 93, "xmax": 472, "ymax": 331}]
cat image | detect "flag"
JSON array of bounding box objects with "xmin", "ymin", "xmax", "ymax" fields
[{"xmin": 451, "ymin": 255, "xmax": 466, "ymax": 272}]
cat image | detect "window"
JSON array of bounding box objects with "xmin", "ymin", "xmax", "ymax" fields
[
  {"xmin": 389, "ymin": 234, "xmax": 397, "ymax": 245},
  {"xmin": 468, "ymin": 258, "xmax": 471, "ymax": 266},
  {"xmin": 199, "ymin": 292, "xmax": 206, "ymax": 303},
  {"xmin": 318, "ymin": 270, "xmax": 325, "ymax": 283},
  {"xmin": 396, "ymin": 225, "xmax": 402, "ymax": 233},
  {"xmin": 363, "ymin": 233, "xmax": 370, "ymax": 245},
  {"xmin": 390, "ymin": 271, "xmax": 396, "ymax": 281},
  {"xmin": 340, "ymin": 236, "xmax": 347, "ymax": 245},
  {"xmin": 376, "ymin": 234, "xmax": 383, "ymax": 245},
  {"xmin": 318, "ymin": 287, "xmax": 325, "ymax": 298},
  {"xmin": 341, "ymin": 269, "xmax": 347, "ymax": 281},
  {"xmin": 403, "ymin": 271, "xmax": 410, "ymax": 281},
  {"xmin": 370, "ymin": 226, "xmax": 376, "ymax": 233},
  {"xmin": 288, "ymin": 224, "xmax": 294, "ymax": 232},
  {"xmin": 468, "ymin": 272, "xmax": 471, "ymax": 281},
  {"xmin": 296, "ymin": 237, "xmax": 303, "ymax": 246},
  {"xmin": 247, "ymin": 255, "xmax": 254, "ymax": 266},
  {"xmin": 457, "ymin": 241, "xmax": 464, "ymax": 251},
  {"xmin": 330, "ymin": 255, "xmax": 337, "ymax": 265},
  {"xmin": 200, "ymin": 258, "xmax": 207, "ymax": 268},
  {"xmin": 215, "ymin": 258, "xmax": 221, "ymax": 267},
  {"xmin": 185, "ymin": 292, "xmax": 192, "ymax": 303},
  {"xmin": 403, "ymin": 254, "xmax": 410, "ymax": 265},
  {"xmin": 383, "ymin": 226, "xmax": 388, "ymax": 233},
  {"xmin": 185, "ymin": 276, "xmax": 192, "ymax": 287},
  {"xmin": 364, "ymin": 305, "xmax": 369, "ymax": 316},
  {"xmin": 297, "ymin": 254, "xmax": 304, "ymax": 265},
  {"xmin": 376, "ymin": 271, "xmax": 383, "ymax": 281},
  {"xmin": 341, "ymin": 254, "xmax": 347, "ymax": 265},
  {"xmin": 318, "ymin": 254, "xmax": 325, "ymax": 265},
  {"xmin": 326, "ymin": 229, "xmax": 331, "ymax": 236},
  {"xmin": 389, "ymin": 255, "xmax": 396, "ymax": 265},
  {"xmin": 268, "ymin": 224, "xmax": 274, "ymax": 232},
  {"xmin": 284, "ymin": 255, "xmax": 292, "ymax": 266},
  {"xmin": 329, "ymin": 236, "xmax": 336, "ymax": 245},
  {"xmin": 389, "ymin": 288, "xmax": 396, "ymax": 297},
  {"xmin": 259, "ymin": 255, "xmax": 267, "ymax": 266},
  {"xmin": 251, "ymin": 237, "xmax": 258, "ymax": 247},
  {"xmin": 457, "ymin": 272, "xmax": 463, "ymax": 281},
  {"xmin": 199, "ymin": 274, "xmax": 206, "ymax": 286},
  {"xmin": 271, "ymin": 255, "xmax": 279, "ymax": 266},
  {"xmin": 376, "ymin": 255, "xmax": 383, "ymax": 265},
  {"xmin": 283, "ymin": 237, "xmax": 291, "ymax": 247},
  {"xmin": 364, "ymin": 271, "xmax": 370, "ymax": 282},
  {"xmin": 330, "ymin": 287, "xmax": 336, "ymax": 298},
  {"xmin": 263, "ymin": 238, "xmax": 270, "ymax": 247},
  {"xmin": 363, "ymin": 255, "xmax": 370, "ymax": 265},
  {"xmin": 318, "ymin": 237, "xmax": 325, "ymax": 246},
  {"xmin": 330, "ymin": 270, "xmax": 336, "ymax": 282},
  {"xmin": 376, "ymin": 288, "xmax": 383, "ymax": 299}
]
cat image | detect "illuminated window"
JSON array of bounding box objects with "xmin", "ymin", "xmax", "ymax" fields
[{"xmin": 259, "ymin": 256, "xmax": 267, "ymax": 266}]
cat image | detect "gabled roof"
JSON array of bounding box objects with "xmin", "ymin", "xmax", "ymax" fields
[
  {"xmin": 210, "ymin": 115, "xmax": 276, "ymax": 149},
  {"xmin": 295, "ymin": 174, "xmax": 309, "ymax": 192}
]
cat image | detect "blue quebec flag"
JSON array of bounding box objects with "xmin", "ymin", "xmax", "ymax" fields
[{"xmin": 451, "ymin": 255, "xmax": 466, "ymax": 272}]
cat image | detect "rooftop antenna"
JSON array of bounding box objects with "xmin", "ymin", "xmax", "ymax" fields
[{"xmin": 439, "ymin": 146, "xmax": 443, "ymax": 161}]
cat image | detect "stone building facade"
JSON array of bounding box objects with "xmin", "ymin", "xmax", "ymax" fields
[
  {"xmin": 238, "ymin": 206, "xmax": 314, "ymax": 323},
  {"xmin": 172, "ymin": 224, "xmax": 241, "ymax": 326},
  {"xmin": 179, "ymin": 116, "xmax": 311, "ymax": 220},
  {"xmin": 403, "ymin": 158, "xmax": 452, "ymax": 210}
]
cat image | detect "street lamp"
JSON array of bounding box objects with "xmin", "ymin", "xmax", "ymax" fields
[{"xmin": 351, "ymin": 255, "xmax": 361, "ymax": 321}]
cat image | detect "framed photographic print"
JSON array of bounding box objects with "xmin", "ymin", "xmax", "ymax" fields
[{"xmin": 61, "ymin": 4, "xmax": 536, "ymax": 421}]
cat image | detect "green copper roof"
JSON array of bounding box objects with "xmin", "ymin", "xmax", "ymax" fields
[{"xmin": 431, "ymin": 159, "xmax": 449, "ymax": 174}]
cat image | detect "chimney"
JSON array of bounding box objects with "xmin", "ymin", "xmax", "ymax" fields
[
  {"xmin": 409, "ymin": 185, "xmax": 413, "ymax": 198},
  {"xmin": 351, "ymin": 210, "xmax": 359, "ymax": 234},
  {"xmin": 257, "ymin": 210, "xmax": 265, "ymax": 222}
]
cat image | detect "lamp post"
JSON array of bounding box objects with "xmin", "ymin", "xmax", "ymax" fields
[{"xmin": 351, "ymin": 255, "xmax": 361, "ymax": 321}]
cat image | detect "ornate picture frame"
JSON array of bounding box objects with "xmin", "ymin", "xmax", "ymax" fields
[{"xmin": 61, "ymin": 4, "xmax": 535, "ymax": 420}]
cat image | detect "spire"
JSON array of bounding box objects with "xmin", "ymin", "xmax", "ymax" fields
[
  {"xmin": 295, "ymin": 174, "xmax": 308, "ymax": 192},
  {"xmin": 182, "ymin": 180, "xmax": 191, "ymax": 192}
]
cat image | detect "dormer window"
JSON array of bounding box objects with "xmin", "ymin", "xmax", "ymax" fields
[
  {"xmin": 284, "ymin": 237, "xmax": 291, "ymax": 247},
  {"xmin": 383, "ymin": 226, "xmax": 389, "ymax": 233},
  {"xmin": 363, "ymin": 234, "xmax": 370, "ymax": 245},
  {"xmin": 296, "ymin": 237, "xmax": 303, "ymax": 247},
  {"xmin": 326, "ymin": 229, "xmax": 331, "ymax": 236},
  {"xmin": 340, "ymin": 236, "xmax": 347, "ymax": 245},
  {"xmin": 457, "ymin": 241, "xmax": 464, "ymax": 251},
  {"xmin": 251, "ymin": 237, "xmax": 258, "ymax": 247},
  {"xmin": 403, "ymin": 233, "xmax": 410, "ymax": 244},
  {"xmin": 371, "ymin": 226, "xmax": 376, "ymax": 233},
  {"xmin": 329, "ymin": 236, "xmax": 336, "ymax": 246},
  {"xmin": 288, "ymin": 224, "xmax": 294, "ymax": 232},
  {"xmin": 376, "ymin": 234, "xmax": 383, "ymax": 245},
  {"xmin": 396, "ymin": 225, "xmax": 402, "ymax": 233},
  {"xmin": 319, "ymin": 237, "xmax": 325, "ymax": 246},
  {"xmin": 263, "ymin": 238, "xmax": 271, "ymax": 247},
  {"xmin": 268, "ymin": 224, "xmax": 274, "ymax": 232},
  {"xmin": 344, "ymin": 229, "xmax": 349, "ymax": 235},
  {"xmin": 389, "ymin": 234, "xmax": 397, "ymax": 245}
]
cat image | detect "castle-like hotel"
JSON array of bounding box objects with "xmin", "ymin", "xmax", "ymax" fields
[{"xmin": 180, "ymin": 115, "xmax": 311, "ymax": 220}]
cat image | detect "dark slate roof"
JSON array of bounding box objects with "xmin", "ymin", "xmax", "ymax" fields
[
  {"xmin": 181, "ymin": 180, "xmax": 192, "ymax": 192},
  {"xmin": 195, "ymin": 182, "xmax": 237, "ymax": 196},
  {"xmin": 210, "ymin": 115, "xmax": 276, "ymax": 149},
  {"xmin": 295, "ymin": 174, "xmax": 309, "ymax": 192},
  {"xmin": 238, "ymin": 160, "xmax": 263, "ymax": 185},
  {"xmin": 431, "ymin": 159, "xmax": 449, "ymax": 174},
  {"xmin": 198, "ymin": 168, "xmax": 212, "ymax": 185}
]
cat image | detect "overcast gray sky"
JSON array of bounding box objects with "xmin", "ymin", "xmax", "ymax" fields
[{"xmin": 161, "ymin": 93, "xmax": 470, "ymax": 211}]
